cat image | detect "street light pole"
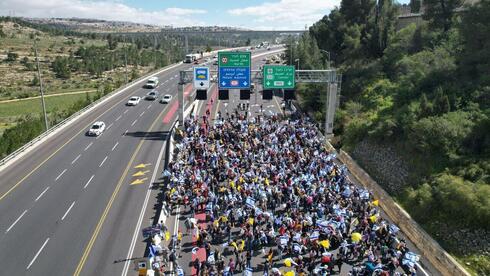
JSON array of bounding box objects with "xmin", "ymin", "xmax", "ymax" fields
[
  {"xmin": 295, "ymin": 58, "xmax": 300, "ymax": 70},
  {"xmin": 34, "ymin": 40, "xmax": 49, "ymax": 131}
]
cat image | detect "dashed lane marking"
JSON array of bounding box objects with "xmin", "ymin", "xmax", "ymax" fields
[
  {"xmin": 26, "ymin": 238, "xmax": 49, "ymax": 270},
  {"xmin": 5, "ymin": 209, "xmax": 28, "ymax": 233},
  {"xmin": 55, "ymin": 169, "xmax": 67, "ymax": 181},
  {"xmin": 35, "ymin": 186, "xmax": 50, "ymax": 202}
]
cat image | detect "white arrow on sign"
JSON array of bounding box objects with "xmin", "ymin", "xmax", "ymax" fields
[
  {"xmin": 221, "ymin": 81, "xmax": 226, "ymax": 86},
  {"xmin": 288, "ymin": 81, "xmax": 292, "ymax": 85},
  {"xmin": 266, "ymin": 81, "xmax": 271, "ymax": 86},
  {"xmin": 243, "ymin": 81, "xmax": 248, "ymax": 86}
]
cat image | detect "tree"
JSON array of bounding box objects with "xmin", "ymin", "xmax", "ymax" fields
[
  {"xmin": 423, "ymin": 0, "xmax": 462, "ymax": 32},
  {"xmin": 205, "ymin": 45, "xmax": 212, "ymax": 52},
  {"xmin": 51, "ymin": 56, "xmax": 71, "ymax": 79},
  {"xmin": 0, "ymin": 25, "xmax": 5, "ymax": 38},
  {"xmin": 31, "ymin": 75, "xmax": 39, "ymax": 87},
  {"xmin": 107, "ymin": 34, "xmax": 118, "ymax": 50},
  {"xmin": 246, "ymin": 38, "xmax": 251, "ymax": 46},
  {"xmin": 459, "ymin": 0, "xmax": 490, "ymax": 86},
  {"xmin": 419, "ymin": 93, "xmax": 433, "ymax": 117},
  {"xmin": 410, "ymin": 0, "xmax": 421, "ymax": 13},
  {"xmin": 433, "ymin": 86, "xmax": 450, "ymax": 114},
  {"xmin": 5, "ymin": 51, "xmax": 18, "ymax": 62}
]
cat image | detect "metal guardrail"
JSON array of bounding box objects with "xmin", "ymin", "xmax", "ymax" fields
[{"xmin": 0, "ymin": 64, "xmax": 179, "ymax": 167}]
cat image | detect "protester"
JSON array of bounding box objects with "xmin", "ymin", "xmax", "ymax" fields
[{"xmin": 165, "ymin": 113, "xmax": 420, "ymax": 275}]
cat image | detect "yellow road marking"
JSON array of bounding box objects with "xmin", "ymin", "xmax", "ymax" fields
[
  {"xmin": 73, "ymin": 103, "xmax": 169, "ymax": 276},
  {"xmin": 132, "ymin": 170, "xmax": 150, "ymax": 177},
  {"xmin": 0, "ymin": 92, "xmax": 131, "ymax": 203},
  {"xmin": 130, "ymin": 177, "xmax": 148, "ymax": 185},
  {"xmin": 134, "ymin": 163, "xmax": 151, "ymax": 169}
]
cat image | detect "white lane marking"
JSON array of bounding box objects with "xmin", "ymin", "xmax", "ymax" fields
[
  {"xmin": 174, "ymin": 74, "xmax": 178, "ymax": 78},
  {"xmin": 170, "ymin": 77, "xmax": 174, "ymax": 80},
  {"xmin": 107, "ymin": 123, "xmax": 114, "ymax": 130},
  {"xmin": 55, "ymin": 169, "xmax": 67, "ymax": 181},
  {"xmin": 35, "ymin": 186, "xmax": 50, "ymax": 202},
  {"xmin": 124, "ymin": 109, "xmax": 129, "ymax": 114},
  {"xmin": 164, "ymin": 80, "xmax": 168, "ymax": 83},
  {"xmin": 122, "ymin": 138, "xmax": 168, "ymax": 276},
  {"xmin": 71, "ymin": 154, "xmax": 81, "ymax": 165},
  {"xmin": 84, "ymin": 175, "xmax": 95, "ymax": 189},
  {"xmin": 116, "ymin": 115, "xmax": 122, "ymax": 122},
  {"xmin": 139, "ymin": 111, "xmax": 145, "ymax": 117},
  {"xmin": 111, "ymin": 141, "xmax": 119, "ymax": 151},
  {"xmin": 61, "ymin": 201, "xmax": 75, "ymax": 221},
  {"xmin": 99, "ymin": 156, "xmax": 108, "ymax": 167},
  {"xmin": 84, "ymin": 142, "xmax": 93, "ymax": 151},
  {"xmin": 6, "ymin": 209, "xmax": 28, "ymax": 233},
  {"xmin": 147, "ymin": 105, "xmax": 151, "ymax": 109},
  {"xmin": 131, "ymin": 119, "xmax": 137, "ymax": 126},
  {"xmin": 26, "ymin": 238, "xmax": 49, "ymax": 270},
  {"xmin": 124, "ymin": 129, "xmax": 128, "ymax": 135}
]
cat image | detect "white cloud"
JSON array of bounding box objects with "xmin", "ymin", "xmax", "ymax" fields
[
  {"xmin": 228, "ymin": 0, "xmax": 340, "ymax": 29},
  {"xmin": 0, "ymin": 0, "xmax": 207, "ymax": 26}
]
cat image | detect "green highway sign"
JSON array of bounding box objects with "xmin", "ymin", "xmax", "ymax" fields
[
  {"xmin": 263, "ymin": 65, "xmax": 295, "ymax": 89},
  {"xmin": 218, "ymin": 52, "xmax": 251, "ymax": 67}
]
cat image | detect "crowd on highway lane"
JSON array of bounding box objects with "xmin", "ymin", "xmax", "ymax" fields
[{"xmin": 158, "ymin": 112, "xmax": 422, "ymax": 276}]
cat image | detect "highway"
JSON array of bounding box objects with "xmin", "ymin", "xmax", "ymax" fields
[
  {"xmin": 158, "ymin": 60, "xmax": 441, "ymax": 275},
  {"xmin": 0, "ymin": 47, "xmax": 282, "ymax": 275}
]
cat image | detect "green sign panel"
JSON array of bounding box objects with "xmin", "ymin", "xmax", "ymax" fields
[
  {"xmin": 263, "ymin": 65, "xmax": 295, "ymax": 89},
  {"xmin": 218, "ymin": 52, "xmax": 251, "ymax": 67}
]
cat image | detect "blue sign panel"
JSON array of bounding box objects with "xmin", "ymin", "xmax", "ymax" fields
[
  {"xmin": 218, "ymin": 67, "xmax": 250, "ymax": 89},
  {"xmin": 194, "ymin": 66, "xmax": 210, "ymax": 89}
]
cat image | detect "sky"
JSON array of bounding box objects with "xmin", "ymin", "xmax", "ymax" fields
[{"xmin": 0, "ymin": 0, "xmax": 409, "ymax": 30}]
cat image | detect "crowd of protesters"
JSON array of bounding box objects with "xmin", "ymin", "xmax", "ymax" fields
[{"xmin": 162, "ymin": 112, "xmax": 421, "ymax": 276}]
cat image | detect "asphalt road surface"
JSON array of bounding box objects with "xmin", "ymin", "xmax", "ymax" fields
[{"xmin": 0, "ymin": 47, "xmax": 282, "ymax": 276}]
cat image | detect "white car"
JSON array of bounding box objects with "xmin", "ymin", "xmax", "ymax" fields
[
  {"xmin": 87, "ymin": 121, "xmax": 106, "ymax": 136},
  {"xmin": 127, "ymin": 96, "xmax": 141, "ymax": 106},
  {"xmin": 160, "ymin": 94, "xmax": 172, "ymax": 104}
]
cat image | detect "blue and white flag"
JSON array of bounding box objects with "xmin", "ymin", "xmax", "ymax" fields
[
  {"xmin": 310, "ymin": 231, "xmax": 320, "ymax": 241},
  {"xmin": 245, "ymin": 197, "xmax": 255, "ymax": 208}
]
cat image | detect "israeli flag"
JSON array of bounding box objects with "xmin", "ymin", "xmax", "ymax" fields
[
  {"xmin": 246, "ymin": 197, "xmax": 256, "ymax": 208},
  {"xmin": 359, "ymin": 190, "xmax": 370, "ymax": 200},
  {"xmin": 389, "ymin": 224, "xmax": 400, "ymax": 234},
  {"xmin": 342, "ymin": 187, "xmax": 352, "ymax": 198},
  {"xmin": 149, "ymin": 245, "xmax": 157, "ymax": 258},
  {"xmin": 177, "ymin": 267, "xmax": 184, "ymax": 276},
  {"xmin": 280, "ymin": 235, "xmax": 289, "ymax": 246},
  {"xmin": 310, "ymin": 231, "xmax": 320, "ymax": 241}
]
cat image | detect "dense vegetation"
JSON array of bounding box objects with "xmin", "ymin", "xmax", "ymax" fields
[{"xmin": 287, "ymin": 0, "xmax": 489, "ymax": 274}]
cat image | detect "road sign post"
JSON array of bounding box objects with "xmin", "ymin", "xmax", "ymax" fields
[
  {"xmin": 218, "ymin": 52, "xmax": 251, "ymax": 89},
  {"xmin": 193, "ymin": 67, "xmax": 210, "ymax": 89},
  {"xmin": 263, "ymin": 65, "xmax": 295, "ymax": 89}
]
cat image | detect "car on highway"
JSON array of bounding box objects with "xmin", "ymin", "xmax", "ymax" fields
[
  {"xmin": 267, "ymin": 46, "xmax": 271, "ymax": 50},
  {"xmin": 145, "ymin": 90, "xmax": 159, "ymax": 100},
  {"xmin": 144, "ymin": 76, "xmax": 159, "ymax": 88},
  {"xmin": 87, "ymin": 121, "xmax": 106, "ymax": 136},
  {"xmin": 126, "ymin": 96, "xmax": 141, "ymax": 106},
  {"xmin": 159, "ymin": 94, "xmax": 172, "ymax": 104}
]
